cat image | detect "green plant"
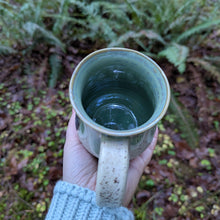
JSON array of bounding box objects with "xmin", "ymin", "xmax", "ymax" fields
[
  {"xmin": 169, "ymin": 185, "xmax": 189, "ymax": 207},
  {"xmin": 1, "ymin": 0, "xmax": 219, "ymax": 78},
  {"xmin": 169, "ymin": 193, "xmax": 179, "ymax": 203},
  {"xmin": 36, "ymin": 201, "xmax": 47, "ymax": 217},
  {"xmin": 145, "ymin": 179, "xmax": 155, "ymax": 188},
  {"xmin": 208, "ymin": 148, "xmax": 216, "ymax": 157},
  {"xmin": 200, "ymin": 159, "xmax": 212, "ymax": 170},
  {"xmin": 134, "ymin": 191, "xmax": 160, "ymax": 220},
  {"xmin": 49, "ymin": 53, "xmax": 62, "ymax": 88},
  {"xmin": 159, "ymin": 43, "xmax": 189, "ymax": 73},
  {"xmin": 0, "ymin": 0, "xmax": 129, "ymax": 48},
  {"xmin": 154, "ymin": 133, "xmax": 174, "ymax": 156},
  {"xmin": 0, "ymin": 45, "xmax": 16, "ymax": 54},
  {"xmin": 176, "ymin": 19, "xmax": 220, "ymax": 44},
  {"xmin": 109, "ymin": 0, "xmax": 220, "ymax": 74},
  {"xmin": 188, "ymin": 57, "xmax": 220, "ymax": 83},
  {"xmin": 23, "ymin": 22, "xmax": 65, "ymax": 51},
  {"xmin": 154, "ymin": 207, "xmax": 164, "ymax": 216},
  {"xmin": 168, "ymin": 93, "xmax": 199, "ymax": 148}
]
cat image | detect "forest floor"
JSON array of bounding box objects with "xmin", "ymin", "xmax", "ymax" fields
[{"xmin": 0, "ymin": 45, "xmax": 220, "ymax": 220}]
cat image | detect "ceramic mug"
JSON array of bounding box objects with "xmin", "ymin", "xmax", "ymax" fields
[{"xmin": 69, "ymin": 48, "xmax": 170, "ymax": 207}]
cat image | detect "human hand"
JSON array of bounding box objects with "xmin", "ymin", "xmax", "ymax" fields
[{"xmin": 63, "ymin": 110, "xmax": 158, "ymax": 206}]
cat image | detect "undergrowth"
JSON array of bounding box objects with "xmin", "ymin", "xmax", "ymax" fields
[{"xmin": 0, "ymin": 0, "xmax": 220, "ymax": 79}]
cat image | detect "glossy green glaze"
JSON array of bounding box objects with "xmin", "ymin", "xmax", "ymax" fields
[
  {"xmin": 70, "ymin": 48, "xmax": 170, "ymax": 136},
  {"xmin": 83, "ymin": 79, "xmax": 154, "ymax": 130}
]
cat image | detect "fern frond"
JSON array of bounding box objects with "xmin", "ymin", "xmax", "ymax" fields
[
  {"xmin": 83, "ymin": 1, "xmax": 129, "ymax": 41},
  {"xmin": 19, "ymin": 2, "xmax": 35, "ymax": 21},
  {"xmin": 49, "ymin": 53, "xmax": 62, "ymax": 88},
  {"xmin": 109, "ymin": 30, "xmax": 166, "ymax": 47},
  {"xmin": 34, "ymin": 0, "xmax": 42, "ymax": 24},
  {"xmin": 144, "ymin": 30, "xmax": 166, "ymax": 45},
  {"xmin": 45, "ymin": 14, "xmax": 86, "ymax": 26},
  {"xmin": 169, "ymin": 93, "xmax": 199, "ymax": 148},
  {"xmin": 108, "ymin": 31, "xmax": 133, "ymax": 47},
  {"xmin": 159, "ymin": 43, "xmax": 189, "ymax": 73},
  {"xmin": 176, "ymin": 19, "xmax": 220, "ymax": 43},
  {"xmin": 85, "ymin": 1, "xmax": 128, "ymax": 20},
  {"xmin": 0, "ymin": 45, "xmax": 16, "ymax": 54},
  {"xmin": 0, "ymin": 5, "xmax": 15, "ymax": 17},
  {"xmin": 0, "ymin": 0, "xmax": 17, "ymax": 9},
  {"xmin": 53, "ymin": 0, "xmax": 69, "ymax": 36},
  {"xmin": 204, "ymin": 56, "xmax": 220, "ymax": 63},
  {"xmin": 93, "ymin": 16, "xmax": 117, "ymax": 41},
  {"xmin": 23, "ymin": 22, "xmax": 65, "ymax": 51},
  {"xmin": 125, "ymin": 0, "xmax": 141, "ymax": 25},
  {"xmin": 188, "ymin": 57, "xmax": 220, "ymax": 83},
  {"xmin": 164, "ymin": 15, "xmax": 186, "ymax": 34}
]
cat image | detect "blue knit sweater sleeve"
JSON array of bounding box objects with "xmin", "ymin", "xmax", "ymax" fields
[{"xmin": 45, "ymin": 181, "xmax": 134, "ymax": 220}]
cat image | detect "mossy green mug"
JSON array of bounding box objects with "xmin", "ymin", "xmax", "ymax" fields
[{"xmin": 69, "ymin": 48, "xmax": 170, "ymax": 207}]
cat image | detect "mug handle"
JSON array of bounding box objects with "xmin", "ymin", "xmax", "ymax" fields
[{"xmin": 96, "ymin": 135, "xmax": 129, "ymax": 207}]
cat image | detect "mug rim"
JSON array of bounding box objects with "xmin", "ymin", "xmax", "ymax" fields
[{"xmin": 69, "ymin": 47, "xmax": 171, "ymax": 137}]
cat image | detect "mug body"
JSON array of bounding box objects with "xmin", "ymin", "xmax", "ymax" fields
[
  {"xmin": 76, "ymin": 116, "xmax": 157, "ymax": 159},
  {"xmin": 69, "ymin": 48, "xmax": 170, "ymax": 159}
]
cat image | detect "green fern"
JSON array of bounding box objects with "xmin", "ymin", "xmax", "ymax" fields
[
  {"xmin": 125, "ymin": 0, "xmax": 142, "ymax": 26},
  {"xmin": 0, "ymin": 5, "xmax": 16, "ymax": 42},
  {"xmin": 88, "ymin": 15, "xmax": 117, "ymax": 41},
  {"xmin": 52, "ymin": 0, "xmax": 69, "ymax": 36},
  {"xmin": 169, "ymin": 93, "xmax": 199, "ymax": 149},
  {"xmin": 85, "ymin": 1, "xmax": 129, "ymax": 23},
  {"xmin": 204, "ymin": 56, "xmax": 220, "ymax": 64},
  {"xmin": 77, "ymin": 1, "xmax": 129, "ymax": 42},
  {"xmin": 45, "ymin": 14, "xmax": 86, "ymax": 26},
  {"xmin": 108, "ymin": 31, "xmax": 138, "ymax": 47},
  {"xmin": 109, "ymin": 30, "xmax": 166, "ymax": 47},
  {"xmin": 23, "ymin": 22, "xmax": 65, "ymax": 51},
  {"xmin": 176, "ymin": 19, "xmax": 220, "ymax": 43},
  {"xmin": 1, "ymin": 0, "xmax": 219, "ymax": 77},
  {"xmin": 188, "ymin": 57, "xmax": 220, "ymax": 83},
  {"xmin": 34, "ymin": 0, "xmax": 43, "ymax": 24},
  {"xmin": 49, "ymin": 53, "xmax": 62, "ymax": 88},
  {"xmin": 159, "ymin": 43, "xmax": 189, "ymax": 73},
  {"xmin": 133, "ymin": 0, "xmax": 201, "ymax": 37},
  {"xmin": 0, "ymin": 45, "xmax": 16, "ymax": 54}
]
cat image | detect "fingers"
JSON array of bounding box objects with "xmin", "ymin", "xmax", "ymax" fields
[
  {"xmin": 139, "ymin": 126, "xmax": 158, "ymax": 168},
  {"xmin": 65, "ymin": 109, "xmax": 78, "ymax": 144},
  {"xmin": 129, "ymin": 127, "xmax": 158, "ymax": 174},
  {"xmin": 123, "ymin": 127, "xmax": 158, "ymax": 206},
  {"xmin": 63, "ymin": 110, "xmax": 98, "ymax": 190}
]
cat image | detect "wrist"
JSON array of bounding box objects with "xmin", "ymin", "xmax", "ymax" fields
[{"xmin": 46, "ymin": 181, "xmax": 134, "ymax": 220}]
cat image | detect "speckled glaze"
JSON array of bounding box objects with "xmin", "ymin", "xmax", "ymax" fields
[{"xmin": 69, "ymin": 48, "xmax": 170, "ymax": 208}]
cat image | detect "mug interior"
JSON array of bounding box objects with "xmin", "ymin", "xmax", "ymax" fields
[{"xmin": 70, "ymin": 48, "xmax": 170, "ymax": 136}]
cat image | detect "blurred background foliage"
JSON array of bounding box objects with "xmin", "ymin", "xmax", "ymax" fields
[{"xmin": 0, "ymin": 0, "xmax": 220, "ymax": 75}]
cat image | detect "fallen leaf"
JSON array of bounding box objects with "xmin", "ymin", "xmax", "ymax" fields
[
  {"xmin": 0, "ymin": 191, "xmax": 3, "ymax": 197},
  {"xmin": 163, "ymin": 204, "xmax": 179, "ymax": 218},
  {"xmin": 144, "ymin": 166, "xmax": 150, "ymax": 174},
  {"xmin": 189, "ymin": 157, "xmax": 198, "ymax": 168},
  {"xmin": 175, "ymin": 141, "xmax": 195, "ymax": 160},
  {"xmin": 49, "ymin": 167, "xmax": 62, "ymax": 181},
  {"xmin": 176, "ymin": 76, "xmax": 186, "ymax": 83},
  {"xmin": 0, "ymin": 118, "xmax": 7, "ymax": 131},
  {"xmin": 17, "ymin": 158, "xmax": 28, "ymax": 170},
  {"xmin": 136, "ymin": 190, "xmax": 151, "ymax": 205},
  {"xmin": 9, "ymin": 156, "xmax": 18, "ymax": 175}
]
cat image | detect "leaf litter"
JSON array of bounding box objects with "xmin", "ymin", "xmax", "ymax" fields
[{"xmin": 0, "ymin": 49, "xmax": 220, "ymax": 219}]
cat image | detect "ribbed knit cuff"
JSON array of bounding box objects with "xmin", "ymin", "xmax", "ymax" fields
[{"xmin": 45, "ymin": 181, "xmax": 134, "ymax": 220}]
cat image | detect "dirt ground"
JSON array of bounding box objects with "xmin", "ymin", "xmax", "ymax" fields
[{"xmin": 0, "ymin": 48, "xmax": 220, "ymax": 219}]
